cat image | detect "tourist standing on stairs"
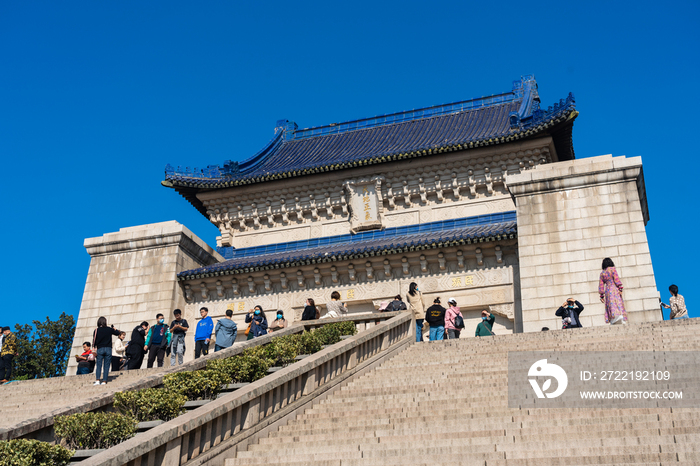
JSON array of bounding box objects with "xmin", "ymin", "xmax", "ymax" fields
[
  {"xmin": 661, "ymin": 284, "xmax": 689, "ymax": 319},
  {"xmin": 425, "ymin": 297, "xmax": 447, "ymax": 341},
  {"xmin": 301, "ymin": 298, "xmax": 320, "ymax": 321},
  {"xmin": 92, "ymin": 317, "xmax": 121, "ymax": 385},
  {"xmin": 407, "ymin": 282, "xmax": 426, "ymax": 342},
  {"xmin": 126, "ymin": 322, "xmax": 149, "ymax": 370},
  {"xmin": 555, "ymin": 298, "xmax": 585, "ymax": 329},
  {"xmin": 215, "ymin": 309, "xmax": 238, "ymax": 351},
  {"xmin": 145, "ymin": 314, "xmax": 171, "ymax": 368},
  {"xmin": 444, "ymin": 298, "xmax": 464, "ymax": 339},
  {"xmin": 245, "ymin": 307, "xmax": 268, "ymax": 338},
  {"xmin": 475, "ymin": 310, "xmax": 495, "ymax": 337},
  {"xmin": 0, "ymin": 326, "xmax": 17, "ymax": 383},
  {"xmin": 194, "ymin": 307, "xmax": 214, "ymax": 358},
  {"xmin": 169, "ymin": 309, "xmax": 189, "ymax": 366},
  {"xmin": 111, "ymin": 332, "xmax": 127, "ymax": 371},
  {"xmin": 269, "ymin": 310, "xmax": 288, "ymax": 332},
  {"xmin": 599, "ymin": 258, "xmax": 627, "ymax": 325}
]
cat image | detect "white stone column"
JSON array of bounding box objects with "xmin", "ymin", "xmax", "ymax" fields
[
  {"xmin": 68, "ymin": 221, "xmax": 223, "ymax": 373},
  {"xmin": 507, "ymin": 155, "xmax": 660, "ymax": 332}
]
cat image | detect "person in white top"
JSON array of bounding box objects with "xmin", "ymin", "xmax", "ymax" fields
[
  {"xmin": 111, "ymin": 331, "xmax": 127, "ymax": 371},
  {"xmin": 322, "ymin": 291, "xmax": 348, "ymax": 319},
  {"xmin": 662, "ymin": 284, "xmax": 689, "ymax": 319}
]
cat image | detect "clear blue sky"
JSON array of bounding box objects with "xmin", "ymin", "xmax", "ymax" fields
[{"xmin": 1, "ymin": 1, "xmax": 697, "ymax": 326}]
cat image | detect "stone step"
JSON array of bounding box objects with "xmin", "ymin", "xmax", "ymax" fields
[
  {"xmin": 294, "ymin": 406, "xmax": 672, "ymax": 424},
  {"xmin": 272, "ymin": 413, "xmax": 679, "ymax": 437},
  {"xmin": 245, "ymin": 433, "xmax": 683, "ymax": 456}
]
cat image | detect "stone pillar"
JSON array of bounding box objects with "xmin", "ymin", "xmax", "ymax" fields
[
  {"xmin": 507, "ymin": 155, "xmax": 660, "ymax": 332},
  {"xmin": 68, "ymin": 221, "xmax": 223, "ymax": 373}
]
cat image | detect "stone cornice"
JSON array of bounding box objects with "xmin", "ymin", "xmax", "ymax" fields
[
  {"xmin": 507, "ymin": 155, "xmax": 648, "ymax": 224},
  {"xmin": 84, "ymin": 221, "xmax": 223, "ymax": 265}
]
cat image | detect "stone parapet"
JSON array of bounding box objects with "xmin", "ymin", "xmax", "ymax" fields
[{"xmin": 508, "ymin": 155, "xmax": 660, "ymax": 332}]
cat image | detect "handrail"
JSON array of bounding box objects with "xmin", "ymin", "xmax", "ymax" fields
[
  {"xmin": 79, "ymin": 312, "xmax": 413, "ymax": 466},
  {"xmin": 0, "ymin": 312, "xmax": 401, "ymax": 442}
]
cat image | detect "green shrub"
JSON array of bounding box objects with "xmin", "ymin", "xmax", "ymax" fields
[
  {"xmin": 208, "ymin": 347, "xmax": 273, "ymax": 384},
  {"xmin": 296, "ymin": 331, "xmax": 323, "ymax": 355},
  {"xmin": 262, "ymin": 337, "xmax": 299, "ymax": 367},
  {"xmin": 0, "ymin": 439, "xmax": 73, "ymax": 466},
  {"xmin": 238, "ymin": 346, "xmax": 274, "ymax": 381},
  {"xmin": 114, "ymin": 388, "xmax": 187, "ymax": 422},
  {"xmin": 313, "ymin": 321, "xmax": 358, "ymax": 346},
  {"xmin": 163, "ymin": 370, "xmax": 228, "ymax": 400},
  {"xmin": 54, "ymin": 412, "xmax": 137, "ymax": 450},
  {"xmin": 335, "ymin": 321, "xmax": 359, "ymax": 337}
]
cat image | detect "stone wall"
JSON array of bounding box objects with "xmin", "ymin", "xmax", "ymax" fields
[
  {"xmin": 180, "ymin": 243, "xmax": 519, "ymax": 342},
  {"xmin": 198, "ymin": 138, "xmax": 556, "ymax": 248},
  {"xmin": 508, "ymin": 155, "xmax": 660, "ymax": 332},
  {"xmin": 68, "ymin": 221, "xmax": 223, "ymax": 373}
]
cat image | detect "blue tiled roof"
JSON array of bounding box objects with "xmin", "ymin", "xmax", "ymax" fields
[
  {"xmin": 163, "ymin": 76, "xmax": 577, "ymax": 195},
  {"xmin": 178, "ymin": 211, "xmax": 517, "ymax": 280}
]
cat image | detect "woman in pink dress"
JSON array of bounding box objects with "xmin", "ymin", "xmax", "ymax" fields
[{"xmin": 598, "ymin": 258, "xmax": 627, "ymax": 325}]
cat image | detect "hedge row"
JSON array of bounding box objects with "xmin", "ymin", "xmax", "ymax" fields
[
  {"xmin": 114, "ymin": 387, "xmax": 187, "ymax": 422},
  {"xmin": 54, "ymin": 412, "xmax": 137, "ymax": 450},
  {"xmin": 0, "ymin": 439, "xmax": 73, "ymax": 466},
  {"xmin": 167, "ymin": 321, "xmax": 358, "ymax": 400},
  {"xmin": 53, "ymin": 321, "xmax": 358, "ymax": 451}
]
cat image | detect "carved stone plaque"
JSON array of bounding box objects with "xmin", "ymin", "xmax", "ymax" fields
[{"xmin": 344, "ymin": 176, "xmax": 385, "ymax": 233}]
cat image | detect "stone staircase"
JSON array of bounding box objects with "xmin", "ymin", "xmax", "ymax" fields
[
  {"xmin": 0, "ymin": 367, "xmax": 168, "ymax": 430},
  {"xmin": 227, "ymin": 318, "xmax": 700, "ymax": 465}
]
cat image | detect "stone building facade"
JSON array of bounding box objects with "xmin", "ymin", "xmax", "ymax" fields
[{"xmin": 69, "ymin": 76, "xmax": 660, "ymax": 368}]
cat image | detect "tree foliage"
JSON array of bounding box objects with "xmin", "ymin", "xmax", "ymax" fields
[{"xmin": 13, "ymin": 313, "xmax": 76, "ymax": 379}]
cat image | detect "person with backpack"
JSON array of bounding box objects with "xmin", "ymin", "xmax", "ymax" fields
[
  {"xmin": 386, "ymin": 295, "xmax": 408, "ymax": 313},
  {"xmin": 444, "ymin": 298, "xmax": 464, "ymax": 339},
  {"xmin": 475, "ymin": 310, "xmax": 495, "ymax": 337},
  {"xmin": 425, "ymin": 297, "xmax": 447, "ymax": 341}
]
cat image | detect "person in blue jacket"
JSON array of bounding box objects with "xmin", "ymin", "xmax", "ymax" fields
[
  {"xmin": 214, "ymin": 309, "xmax": 238, "ymax": 351},
  {"xmin": 245, "ymin": 306, "xmax": 268, "ymax": 338},
  {"xmin": 194, "ymin": 307, "xmax": 214, "ymax": 359}
]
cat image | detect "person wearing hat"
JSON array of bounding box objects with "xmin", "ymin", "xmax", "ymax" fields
[
  {"xmin": 269, "ymin": 310, "xmax": 288, "ymax": 332},
  {"xmin": 0, "ymin": 326, "xmax": 18, "ymax": 383},
  {"xmin": 444, "ymin": 298, "xmax": 464, "ymax": 340}
]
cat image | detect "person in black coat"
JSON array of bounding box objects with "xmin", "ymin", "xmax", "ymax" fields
[
  {"xmin": 425, "ymin": 298, "xmax": 446, "ymax": 341},
  {"xmin": 301, "ymin": 298, "xmax": 319, "ymax": 321},
  {"xmin": 386, "ymin": 295, "xmax": 408, "ymax": 313},
  {"xmin": 126, "ymin": 322, "xmax": 149, "ymax": 369},
  {"xmin": 555, "ymin": 298, "xmax": 585, "ymax": 329}
]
